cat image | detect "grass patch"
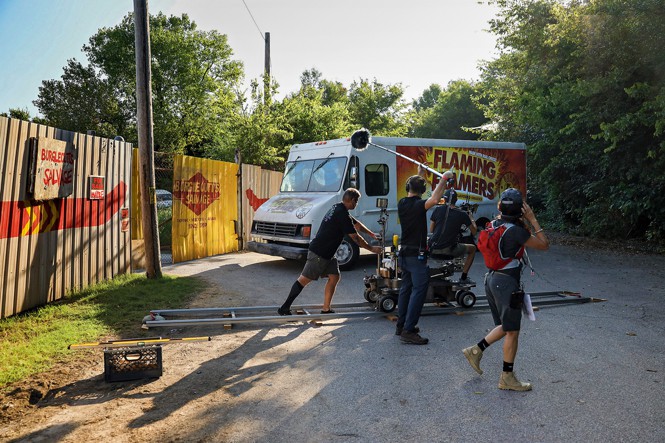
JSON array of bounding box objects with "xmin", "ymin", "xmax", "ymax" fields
[{"xmin": 0, "ymin": 273, "xmax": 205, "ymax": 387}]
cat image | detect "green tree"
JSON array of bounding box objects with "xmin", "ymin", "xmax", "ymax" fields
[
  {"xmin": 347, "ymin": 78, "xmax": 409, "ymax": 136},
  {"xmin": 35, "ymin": 13, "xmax": 243, "ymax": 154},
  {"xmin": 1, "ymin": 107, "xmax": 31, "ymax": 121},
  {"xmin": 34, "ymin": 59, "xmax": 127, "ymax": 137},
  {"xmin": 206, "ymin": 78, "xmax": 292, "ymax": 169},
  {"xmin": 278, "ymin": 69, "xmax": 351, "ymax": 144},
  {"xmin": 412, "ymin": 84, "xmax": 442, "ymax": 112},
  {"xmin": 480, "ymin": 0, "xmax": 665, "ymax": 241},
  {"xmin": 410, "ymin": 80, "xmax": 488, "ymax": 140},
  {"xmin": 298, "ymin": 68, "xmax": 349, "ymax": 107}
]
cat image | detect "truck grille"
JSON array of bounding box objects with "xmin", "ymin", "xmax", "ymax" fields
[{"xmin": 254, "ymin": 221, "xmax": 298, "ymax": 237}]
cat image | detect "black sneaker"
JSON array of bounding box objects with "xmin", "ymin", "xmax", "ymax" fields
[
  {"xmin": 277, "ymin": 308, "xmax": 292, "ymax": 316},
  {"xmin": 395, "ymin": 325, "xmax": 420, "ymax": 336},
  {"xmin": 400, "ymin": 330, "xmax": 429, "ymax": 345},
  {"xmin": 320, "ymin": 309, "xmax": 335, "ymax": 314}
]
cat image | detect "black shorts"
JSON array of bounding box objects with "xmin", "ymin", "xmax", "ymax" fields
[
  {"xmin": 301, "ymin": 251, "xmax": 339, "ymax": 280},
  {"xmin": 484, "ymin": 271, "xmax": 522, "ymax": 331}
]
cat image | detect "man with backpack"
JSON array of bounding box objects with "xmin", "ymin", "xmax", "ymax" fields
[
  {"xmin": 428, "ymin": 188, "xmax": 477, "ymax": 284},
  {"xmin": 462, "ymin": 188, "xmax": 549, "ymax": 391}
]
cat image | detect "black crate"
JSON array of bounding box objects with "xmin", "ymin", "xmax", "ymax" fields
[{"xmin": 103, "ymin": 346, "xmax": 163, "ymax": 382}]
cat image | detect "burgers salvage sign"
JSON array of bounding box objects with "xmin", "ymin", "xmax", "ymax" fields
[{"xmin": 28, "ymin": 137, "xmax": 76, "ymax": 200}]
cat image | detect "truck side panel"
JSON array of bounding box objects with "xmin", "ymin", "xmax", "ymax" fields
[{"xmin": 395, "ymin": 145, "xmax": 526, "ymax": 202}]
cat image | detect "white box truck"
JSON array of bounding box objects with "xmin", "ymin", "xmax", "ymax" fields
[{"xmin": 247, "ymin": 135, "xmax": 526, "ymax": 269}]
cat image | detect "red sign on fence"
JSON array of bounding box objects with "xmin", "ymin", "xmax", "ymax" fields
[
  {"xmin": 89, "ymin": 176, "xmax": 105, "ymax": 200},
  {"xmin": 121, "ymin": 207, "xmax": 129, "ymax": 232},
  {"xmin": 173, "ymin": 172, "xmax": 221, "ymax": 215}
]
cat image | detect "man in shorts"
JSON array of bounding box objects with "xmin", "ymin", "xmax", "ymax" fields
[
  {"xmin": 278, "ymin": 188, "xmax": 382, "ymax": 315},
  {"xmin": 462, "ymin": 188, "xmax": 549, "ymax": 391},
  {"xmin": 428, "ymin": 188, "xmax": 477, "ymax": 283}
]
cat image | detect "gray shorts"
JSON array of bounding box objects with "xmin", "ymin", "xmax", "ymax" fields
[
  {"xmin": 302, "ymin": 251, "xmax": 339, "ymax": 280},
  {"xmin": 431, "ymin": 243, "xmax": 467, "ymax": 258},
  {"xmin": 484, "ymin": 271, "xmax": 522, "ymax": 331}
]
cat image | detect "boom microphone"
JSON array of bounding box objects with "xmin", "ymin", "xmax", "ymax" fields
[
  {"xmin": 350, "ymin": 128, "xmax": 371, "ymax": 150},
  {"xmin": 350, "ymin": 128, "xmax": 444, "ymax": 178}
]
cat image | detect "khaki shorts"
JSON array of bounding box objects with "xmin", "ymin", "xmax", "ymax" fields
[{"xmin": 302, "ymin": 251, "xmax": 339, "ymax": 280}]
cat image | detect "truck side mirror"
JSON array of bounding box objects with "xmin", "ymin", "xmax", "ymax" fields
[{"xmin": 349, "ymin": 166, "xmax": 358, "ymax": 188}]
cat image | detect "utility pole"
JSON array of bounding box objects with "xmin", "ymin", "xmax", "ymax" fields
[
  {"xmin": 264, "ymin": 31, "xmax": 270, "ymax": 105},
  {"xmin": 134, "ymin": 0, "xmax": 162, "ymax": 278}
]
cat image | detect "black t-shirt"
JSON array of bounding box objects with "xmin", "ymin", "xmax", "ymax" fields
[
  {"xmin": 429, "ymin": 205, "xmax": 472, "ymax": 249},
  {"xmin": 398, "ymin": 196, "xmax": 428, "ymax": 256},
  {"xmin": 494, "ymin": 219, "xmax": 531, "ymax": 281},
  {"xmin": 309, "ymin": 203, "xmax": 357, "ymax": 259}
]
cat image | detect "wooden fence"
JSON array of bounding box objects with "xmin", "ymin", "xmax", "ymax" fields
[
  {"xmin": 0, "ymin": 114, "xmax": 282, "ymax": 317},
  {"xmin": 239, "ymin": 164, "xmax": 283, "ymax": 249},
  {"xmin": 0, "ymin": 117, "xmax": 132, "ymax": 319},
  {"xmin": 131, "ymin": 157, "xmax": 283, "ymax": 264},
  {"xmin": 171, "ymin": 155, "xmax": 239, "ymax": 263}
]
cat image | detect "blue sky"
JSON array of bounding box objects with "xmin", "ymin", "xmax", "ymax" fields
[{"xmin": 0, "ymin": 0, "xmax": 500, "ymax": 117}]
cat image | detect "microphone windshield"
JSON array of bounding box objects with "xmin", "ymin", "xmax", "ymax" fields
[{"xmin": 351, "ymin": 128, "xmax": 371, "ymax": 150}]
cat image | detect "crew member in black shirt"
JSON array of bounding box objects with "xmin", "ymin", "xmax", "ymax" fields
[
  {"xmin": 429, "ymin": 188, "xmax": 477, "ymax": 283},
  {"xmin": 278, "ymin": 188, "xmax": 382, "ymax": 315},
  {"xmin": 396, "ymin": 168, "xmax": 449, "ymax": 344}
]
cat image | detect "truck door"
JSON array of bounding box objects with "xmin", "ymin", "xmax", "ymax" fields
[{"xmin": 344, "ymin": 155, "xmax": 360, "ymax": 190}]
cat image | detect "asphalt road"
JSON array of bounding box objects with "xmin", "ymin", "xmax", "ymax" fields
[{"xmin": 154, "ymin": 244, "xmax": 665, "ymax": 443}]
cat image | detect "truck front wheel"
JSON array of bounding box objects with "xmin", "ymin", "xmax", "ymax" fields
[{"xmin": 336, "ymin": 236, "xmax": 360, "ymax": 270}]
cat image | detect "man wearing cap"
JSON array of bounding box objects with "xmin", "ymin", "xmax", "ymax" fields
[
  {"xmin": 462, "ymin": 188, "xmax": 549, "ymax": 391},
  {"xmin": 428, "ymin": 188, "xmax": 477, "ymax": 284}
]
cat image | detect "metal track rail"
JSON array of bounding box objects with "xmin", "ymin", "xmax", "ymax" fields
[
  {"xmin": 143, "ymin": 291, "xmax": 603, "ymax": 329},
  {"xmin": 144, "ymin": 303, "xmax": 383, "ymax": 328}
]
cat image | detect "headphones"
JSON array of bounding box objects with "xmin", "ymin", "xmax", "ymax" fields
[{"xmin": 405, "ymin": 175, "xmax": 427, "ymax": 194}]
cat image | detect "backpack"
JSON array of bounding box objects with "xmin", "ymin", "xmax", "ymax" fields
[{"xmin": 477, "ymin": 220, "xmax": 524, "ymax": 270}]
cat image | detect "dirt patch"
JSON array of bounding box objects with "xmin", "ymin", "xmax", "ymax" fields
[
  {"xmin": 1, "ymin": 352, "xmax": 99, "ymax": 426},
  {"xmin": 0, "ymin": 284, "xmax": 224, "ymax": 432},
  {"xmin": 547, "ymin": 232, "xmax": 662, "ymax": 256}
]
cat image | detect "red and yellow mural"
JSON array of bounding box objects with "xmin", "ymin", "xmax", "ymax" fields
[
  {"xmin": 395, "ymin": 146, "xmax": 526, "ymax": 202},
  {"xmin": 0, "ymin": 182, "xmax": 127, "ymax": 239}
]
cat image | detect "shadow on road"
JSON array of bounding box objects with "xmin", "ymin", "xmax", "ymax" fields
[{"xmin": 127, "ymin": 325, "xmax": 311, "ymax": 428}]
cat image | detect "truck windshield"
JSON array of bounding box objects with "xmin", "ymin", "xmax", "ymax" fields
[{"xmin": 280, "ymin": 157, "xmax": 347, "ymax": 192}]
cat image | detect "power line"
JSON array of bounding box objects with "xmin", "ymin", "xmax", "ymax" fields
[{"xmin": 241, "ymin": 0, "xmax": 265, "ymax": 41}]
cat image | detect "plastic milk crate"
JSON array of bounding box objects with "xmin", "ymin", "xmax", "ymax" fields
[{"xmin": 103, "ymin": 345, "xmax": 163, "ymax": 382}]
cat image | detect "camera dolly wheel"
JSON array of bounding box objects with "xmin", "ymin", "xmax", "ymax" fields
[
  {"xmin": 378, "ymin": 295, "xmax": 397, "ymax": 313},
  {"xmin": 364, "ymin": 288, "xmax": 380, "ymax": 303},
  {"xmin": 456, "ymin": 290, "xmax": 476, "ymax": 308}
]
